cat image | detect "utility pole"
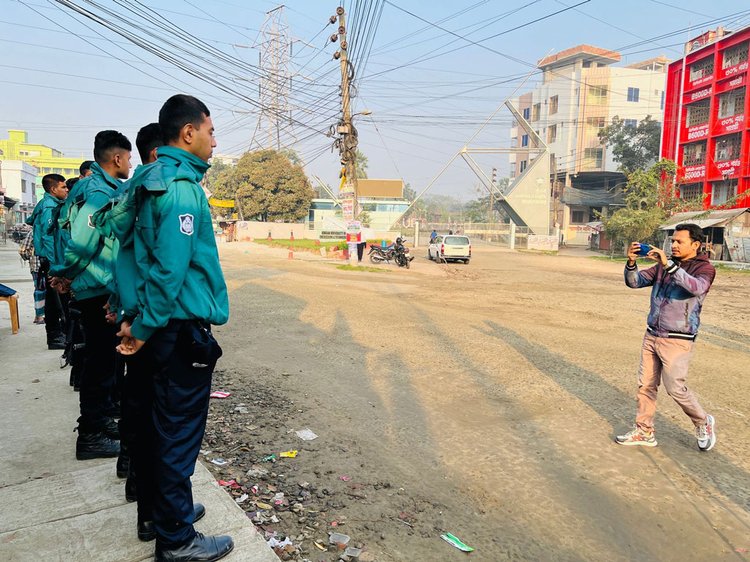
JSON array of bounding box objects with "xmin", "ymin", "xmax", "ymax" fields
[
  {"xmin": 489, "ymin": 167, "xmax": 497, "ymax": 222},
  {"xmin": 331, "ymin": 5, "xmax": 358, "ymax": 221}
]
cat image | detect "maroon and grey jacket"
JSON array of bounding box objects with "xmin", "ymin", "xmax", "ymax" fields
[{"xmin": 624, "ymin": 253, "xmax": 716, "ymax": 340}]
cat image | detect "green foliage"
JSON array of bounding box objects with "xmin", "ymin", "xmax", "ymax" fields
[
  {"xmin": 598, "ymin": 115, "xmax": 662, "ymax": 173},
  {"xmin": 335, "ymin": 264, "xmax": 388, "ymax": 273},
  {"xmin": 354, "ymin": 150, "xmax": 368, "ymax": 179},
  {"xmin": 212, "ymin": 149, "xmax": 314, "ymax": 222},
  {"xmin": 357, "ymin": 210, "xmax": 372, "ymax": 227}
]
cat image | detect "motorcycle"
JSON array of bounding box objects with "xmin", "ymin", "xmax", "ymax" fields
[{"xmin": 369, "ymin": 238, "xmax": 413, "ymax": 268}]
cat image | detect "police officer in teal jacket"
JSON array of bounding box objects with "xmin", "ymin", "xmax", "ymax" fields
[
  {"xmin": 26, "ymin": 173, "xmax": 69, "ymax": 348},
  {"xmin": 117, "ymin": 95, "xmax": 232, "ymax": 562},
  {"xmin": 52, "ymin": 130, "xmax": 132, "ymax": 461}
]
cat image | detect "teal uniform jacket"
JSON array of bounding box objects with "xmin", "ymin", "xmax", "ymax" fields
[
  {"xmin": 91, "ymin": 163, "xmax": 155, "ymax": 321},
  {"xmin": 51, "ymin": 163, "xmax": 122, "ymax": 300},
  {"xmin": 27, "ymin": 192, "xmax": 65, "ymax": 263},
  {"xmin": 129, "ymin": 146, "xmax": 229, "ymax": 341}
]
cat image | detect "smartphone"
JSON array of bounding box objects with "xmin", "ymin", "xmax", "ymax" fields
[{"xmin": 636, "ymin": 243, "xmax": 652, "ymax": 256}]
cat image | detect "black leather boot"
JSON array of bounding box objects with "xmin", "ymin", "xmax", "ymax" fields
[
  {"xmin": 103, "ymin": 417, "xmax": 120, "ymax": 440},
  {"xmin": 116, "ymin": 441, "xmax": 129, "ymax": 478},
  {"xmin": 76, "ymin": 431, "xmax": 120, "ymax": 460},
  {"xmin": 154, "ymin": 532, "xmax": 233, "ymax": 562},
  {"xmin": 139, "ymin": 503, "xmax": 206, "ymax": 542}
]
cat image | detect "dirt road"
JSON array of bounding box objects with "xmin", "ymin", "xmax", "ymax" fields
[{"xmin": 204, "ymin": 241, "xmax": 750, "ymax": 561}]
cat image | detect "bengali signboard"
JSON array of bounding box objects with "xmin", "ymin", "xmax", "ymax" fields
[
  {"xmin": 716, "ymin": 74, "xmax": 745, "ymax": 94},
  {"xmin": 683, "ymin": 86, "xmax": 712, "ymax": 104},
  {"xmin": 682, "ymin": 164, "xmax": 706, "ymax": 182},
  {"xmin": 715, "ymin": 158, "xmax": 742, "ymax": 177},
  {"xmin": 681, "ymin": 123, "xmax": 709, "ymax": 143},
  {"xmin": 339, "ymin": 187, "xmax": 355, "ymax": 222},
  {"xmin": 713, "ymin": 113, "xmax": 744, "ymax": 136},
  {"xmin": 719, "ymin": 60, "xmax": 749, "ymax": 80}
]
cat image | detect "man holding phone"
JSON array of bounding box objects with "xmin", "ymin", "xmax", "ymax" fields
[{"xmin": 616, "ymin": 223, "xmax": 717, "ymax": 451}]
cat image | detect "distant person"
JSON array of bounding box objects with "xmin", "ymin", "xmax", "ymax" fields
[
  {"xmin": 18, "ymin": 228, "xmax": 45, "ymax": 324},
  {"xmin": 430, "ymin": 229, "xmax": 437, "ymax": 243},
  {"xmin": 26, "ymin": 173, "xmax": 69, "ymax": 349},
  {"xmin": 616, "ymin": 224, "xmax": 717, "ymax": 451},
  {"xmin": 448, "ymin": 229, "xmax": 453, "ymax": 235},
  {"xmin": 79, "ymin": 160, "xmax": 94, "ymax": 178},
  {"xmin": 117, "ymin": 95, "xmax": 232, "ymax": 560}
]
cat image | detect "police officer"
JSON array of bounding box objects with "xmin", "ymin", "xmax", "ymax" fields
[
  {"xmin": 27, "ymin": 174, "xmax": 69, "ymax": 349},
  {"xmin": 51, "ymin": 130, "xmax": 131, "ymax": 460},
  {"xmin": 117, "ymin": 95, "xmax": 232, "ymax": 562}
]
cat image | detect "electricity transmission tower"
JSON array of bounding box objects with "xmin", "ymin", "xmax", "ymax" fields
[{"xmin": 255, "ymin": 5, "xmax": 294, "ymax": 150}]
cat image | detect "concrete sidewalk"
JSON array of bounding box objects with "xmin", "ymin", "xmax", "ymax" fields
[{"xmin": 0, "ymin": 245, "xmax": 277, "ymax": 561}]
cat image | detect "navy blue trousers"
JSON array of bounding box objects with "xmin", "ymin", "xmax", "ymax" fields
[{"xmin": 142, "ymin": 320, "xmax": 217, "ymax": 546}]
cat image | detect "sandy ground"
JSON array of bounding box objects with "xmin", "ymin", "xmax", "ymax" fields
[{"xmin": 202, "ymin": 241, "xmax": 750, "ymax": 561}]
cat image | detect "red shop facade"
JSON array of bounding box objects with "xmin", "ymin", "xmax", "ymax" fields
[{"xmin": 661, "ymin": 27, "xmax": 750, "ymax": 209}]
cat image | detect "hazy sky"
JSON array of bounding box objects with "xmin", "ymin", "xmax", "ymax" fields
[{"xmin": 3, "ymin": 0, "xmax": 750, "ymax": 199}]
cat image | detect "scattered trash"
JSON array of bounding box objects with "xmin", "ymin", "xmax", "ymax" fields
[
  {"xmin": 737, "ymin": 548, "xmax": 749, "ymax": 554},
  {"xmin": 211, "ymin": 458, "xmax": 229, "ymax": 466},
  {"xmin": 199, "ymin": 449, "xmax": 210, "ymax": 455},
  {"xmin": 209, "ymin": 390, "xmax": 231, "ymax": 399},
  {"xmin": 339, "ymin": 475, "xmax": 352, "ymax": 482},
  {"xmin": 235, "ymin": 493, "xmax": 249, "ymax": 504},
  {"xmin": 217, "ymin": 479, "xmax": 237, "ymax": 487},
  {"xmin": 440, "ymin": 532, "xmax": 474, "ymax": 552},
  {"xmin": 344, "ymin": 546, "xmax": 363, "ymax": 558},
  {"xmin": 267, "ymin": 536, "xmax": 293, "ymax": 549},
  {"xmin": 295, "ymin": 428, "xmax": 318, "ymax": 441},
  {"xmin": 246, "ymin": 465, "xmax": 269, "ymax": 479},
  {"xmin": 250, "ymin": 484, "xmax": 260, "ymax": 494},
  {"xmin": 261, "ymin": 454, "xmax": 276, "ymax": 462},
  {"xmin": 233, "ymin": 405, "xmax": 249, "ymax": 414},
  {"xmin": 256, "ymin": 501, "xmax": 273, "ymax": 510},
  {"xmin": 314, "ymin": 541, "xmax": 327, "ymax": 551},
  {"xmin": 280, "ymin": 450, "xmax": 298, "ymax": 458},
  {"xmin": 328, "ymin": 532, "xmax": 351, "ymax": 551}
]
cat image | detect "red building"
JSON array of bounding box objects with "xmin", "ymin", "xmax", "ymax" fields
[{"xmin": 661, "ymin": 26, "xmax": 750, "ymax": 209}]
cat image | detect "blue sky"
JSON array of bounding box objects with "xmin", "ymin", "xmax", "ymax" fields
[{"xmin": 3, "ymin": 0, "xmax": 750, "ymax": 199}]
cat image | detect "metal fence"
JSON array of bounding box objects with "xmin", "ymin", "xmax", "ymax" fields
[{"xmin": 419, "ymin": 222, "xmax": 530, "ymax": 249}]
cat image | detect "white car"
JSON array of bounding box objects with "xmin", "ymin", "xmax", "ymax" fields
[{"xmin": 428, "ymin": 235, "xmax": 471, "ymax": 264}]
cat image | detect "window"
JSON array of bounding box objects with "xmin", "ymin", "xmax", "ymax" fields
[
  {"xmin": 521, "ymin": 134, "xmax": 529, "ymax": 147},
  {"xmin": 686, "ymin": 100, "xmax": 710, "ymax": 126},
  {"xmin": 711, "ymin": 179, "xmax": 737, "ymax": 205},
  {"xmin": 661, "ymin": 90, "xmax": 665, "ymax": 110},
  {"xmin": 679, "ymin": 183, "xmax": 703, "ymax": 200},
  {"xmin": 531, "ymin": 103, "xmax": 541, "ymax": 121},
  {"xmin": 586, "ymin": 116, "xmax": 605, "ymax": 133},
  {"xmin": 627, "ymin": 87, "xmax": 640, "ymax": 102},
  {"xmin": 547, "ymin": 125, "xmax": 557, "ymax": 143},
  {"xmin": 624, "ymin": 119, "xmax": 638, "ymax": 128},
  {"xmin": 583, "ymin": 148, "xmax": 604, "ymax": 169},
  {"xmin": 718, "ymin": 87, "xmax": 745, "ymax": 118},
  {"xmin": 722, "ymin": 42, "xmax": 748, "ymax": 69},
  {"xmin": 689, "ymin": 57, "xmax": 714, "ymax": 82},
  {"xmin": 21, "ymin": 180, "xmax": 27, "ymax": 193},
  {"xmin": 522, "ymin": 107, "xmax": 530, "ymax": 120},
  {"xmin": 588, "ymin": 86, "xmax": 607, "ymax": 105},
  {"xmin": 549, "ymin": 95, "xmax": 559, "ymax": 114},
  {"xmin": 582, "ymin": 60, "xmax": 591, "ymax": 68},
  {"xmin": 571, "ymin": 210, "xmax": 586, "ymax": 224},
  {"xmin": 682, "ymin": 141, "xmax": 706, "ymax": 166},
  {"xmin": 715, "ymin": 133, "xmax": 741, "ymax": 161},
  {"xmin": 520, "ymin": 160, "xmax": 528, "ymax": 173}
]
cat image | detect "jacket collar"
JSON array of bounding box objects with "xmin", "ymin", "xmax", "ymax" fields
[
  {"xmin": 156, "ymin": 146, "xmax": 210, "ymax": 183},
  {"xmin": 90, "ymin": 162, "xmax": 122, "ymax": 190}
]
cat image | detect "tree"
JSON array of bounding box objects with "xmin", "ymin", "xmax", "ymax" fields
[
  {"xmin": 599, "ymin": 115, "xmax": 661, "ymax": 173},
  {"xmin": 354, "ymin": 150, "xmax": 368, "ymax": 179},
  {"xmin": 600, "ymin": 159, "xmax": 706, "ymax": 250},
  {"xmin": 212, "ymin": 149, "xmax": 314, "ymax": 222}
]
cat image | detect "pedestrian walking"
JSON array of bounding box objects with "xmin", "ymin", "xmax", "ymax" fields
[
  {"xmin": 616, "ymin": 224, "xmax": 717, "ymax": 451},
  {"xmin": 51, "ymin": 130, "xmax": 132, "ymax": 460},
  {"xmin": 18, "ymin": 228, "xmax": 45, "ymax": 324},
  {"xmin": 117, "ymin": 95, "xmax": 232, "ymax": 561}
]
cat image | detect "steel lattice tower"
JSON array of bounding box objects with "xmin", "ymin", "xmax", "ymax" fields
[{"xmin": 256, "ymin": 5, "xmax": 293, "ymax": 150}]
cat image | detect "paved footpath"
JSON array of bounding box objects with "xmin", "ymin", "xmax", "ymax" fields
[{"xmin": 0, "ymin": 245, "xmax": 277, "ymax": 562}]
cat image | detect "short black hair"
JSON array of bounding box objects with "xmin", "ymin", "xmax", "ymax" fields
[
  {"xmin": 93, "ymin": 130, "xmax": 132, "ymax": 163},
  {"xmin": 66, "ymin": 177, "xmax": 79, "ymax": 190},
  {"xmin": 42, "ymin": 173, "xmax": 66, "ymax": 193},
  {"xmin": 159, "ymin": 94, "xmax": 210, "ymax": 143},
  {"xmin": 674, "ymin": 223, "xmax": 704, "ymax": 244},
  {"xmin": 136, "ymin": 123, "xmax": 162, "ymax": 163},
  {"xmin": 79, "ymin": 160, "xmax": 94, "ymax": 175}
]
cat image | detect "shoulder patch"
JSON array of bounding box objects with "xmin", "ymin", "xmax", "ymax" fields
[
  {"xmin": 179, "ymin": 213, "xmax": 194, "ymax": 236},
  {"xmin": 87, "ymin": 214, "xmax": 95, "ymax": 229}
]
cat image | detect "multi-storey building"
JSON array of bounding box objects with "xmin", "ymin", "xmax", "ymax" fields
[
  {"xmin": 0, "ymin": 130, "xmax": 86, "ymax": 199},
  {"xmin": 510, "ymin": 45, "xmax": 667, "ymax": 244},
  {"xmin": 661, "ymin": 26, "xmax": 750, "ymax": 209}
]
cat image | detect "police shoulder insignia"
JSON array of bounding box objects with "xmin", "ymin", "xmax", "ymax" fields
[
  {"xmin": 179, "ymin": 213, "xmax": 195, "ymax": 236},
  {"xmin": 87, "ymin": 214, "xmax": 95, "ymax": 229}
]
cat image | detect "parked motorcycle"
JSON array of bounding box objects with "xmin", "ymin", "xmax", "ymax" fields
[
  {"xmin": 368, "ymin": 237, "xmax": 414, "ymax": 268},
  {"xmin": 368, "ymin": 243, "xmax": 395, "ymax": 264}
]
